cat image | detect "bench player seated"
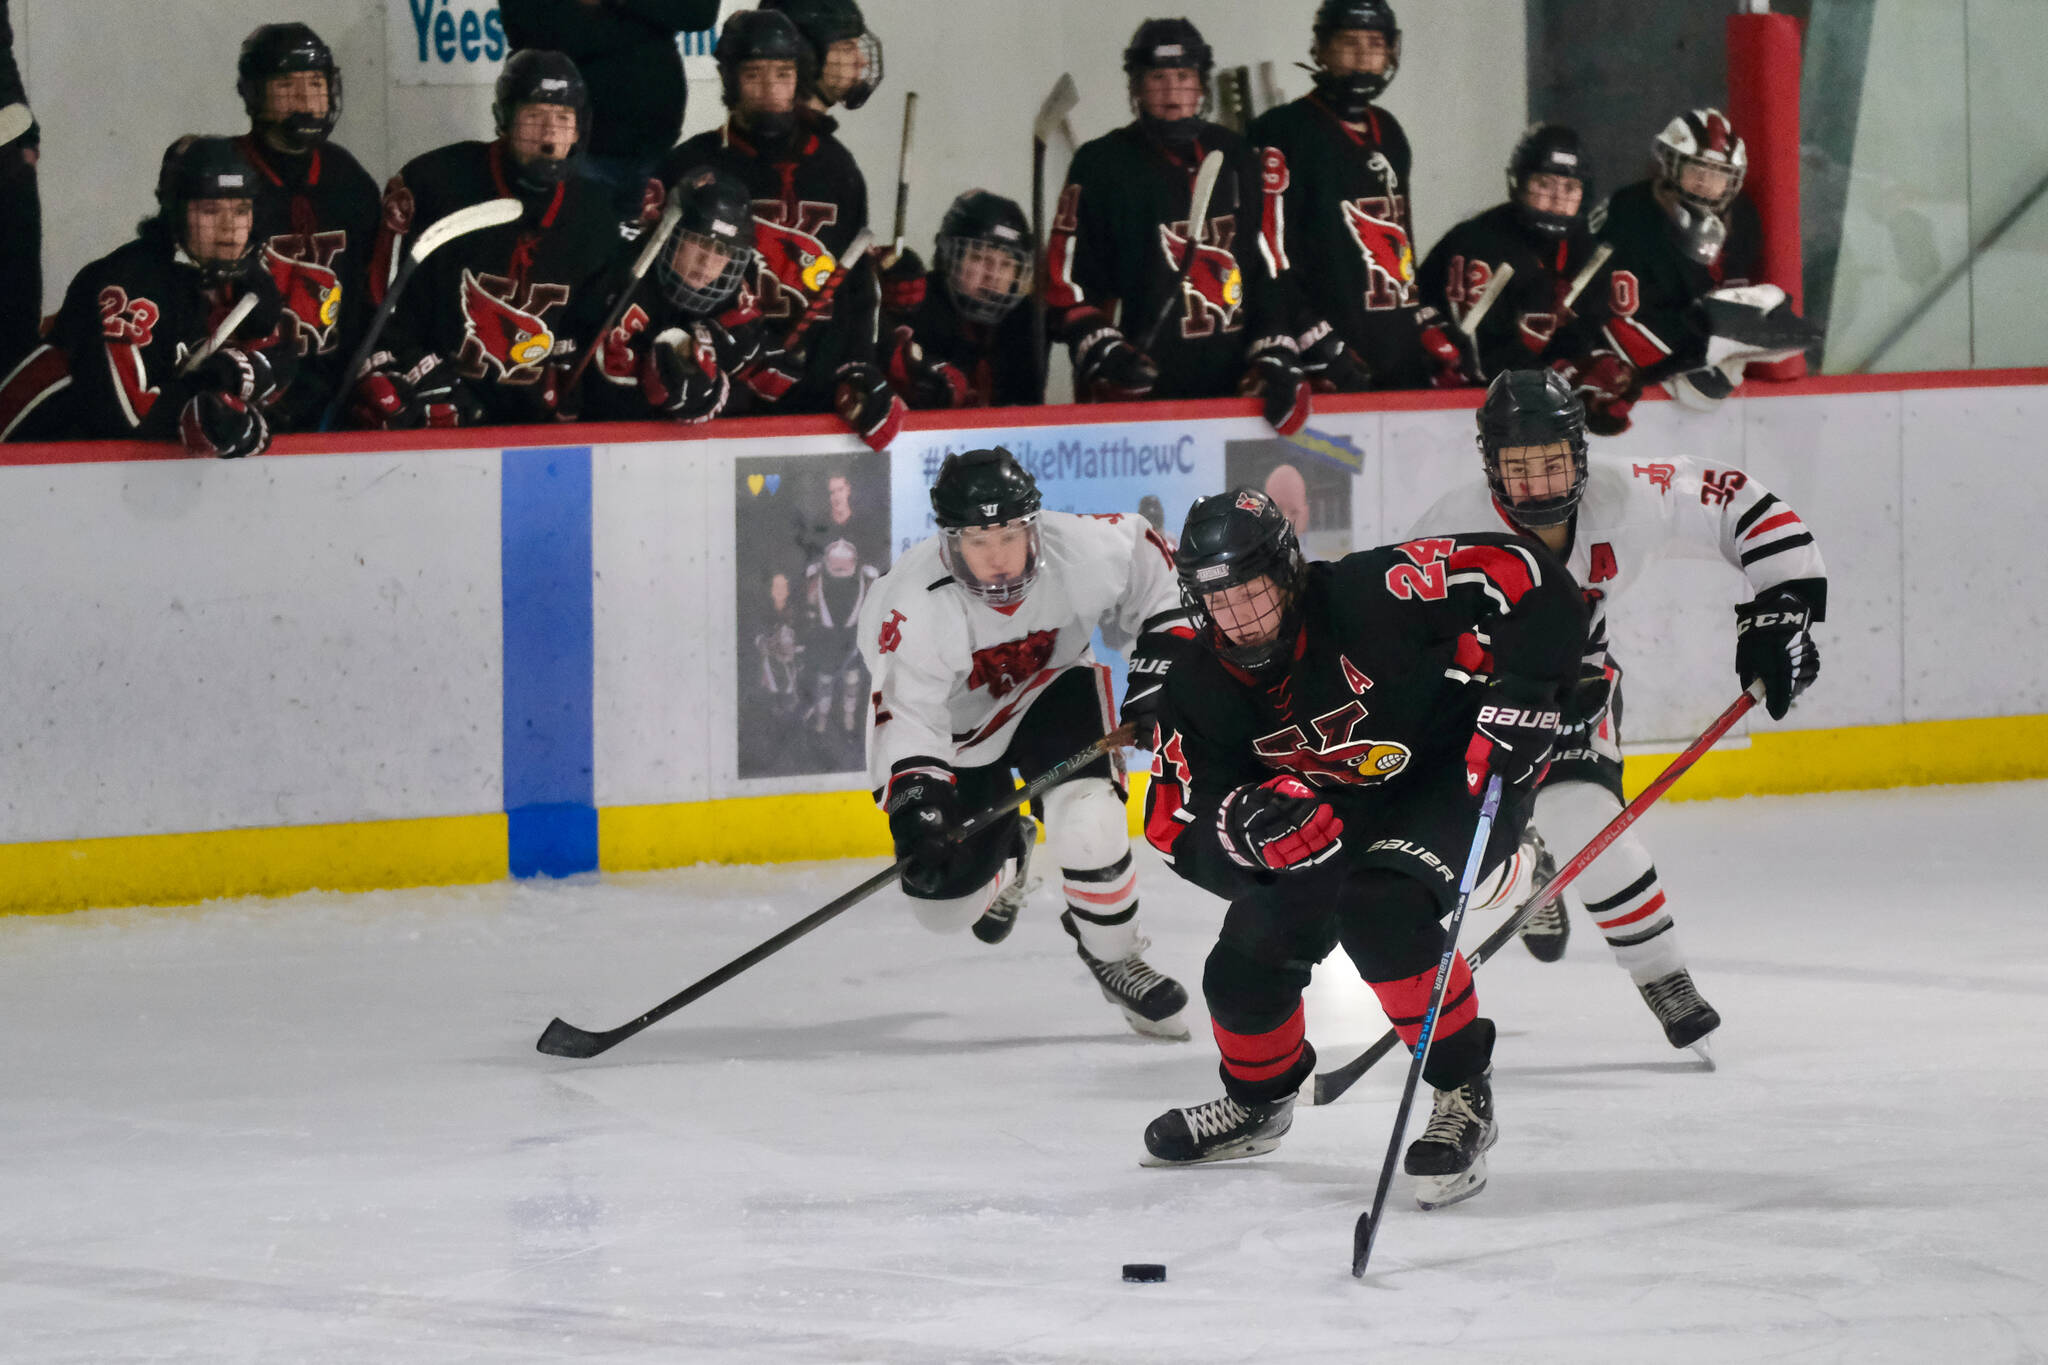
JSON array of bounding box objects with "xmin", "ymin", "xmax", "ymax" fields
[
  {"xmin": 1134, "ymin": 489, "xmax": 1585, "ymax": 1210},
  {"xmin": 1413, "ymin": 370, "xmax": 1824, "ymax": 1056},
  {"xmin": 879, "ymin": 189, "xmax": 1040, "ymax": 409},
  {"xmin": 857, "ymin": 448, "xmax": 1193, "ymax": 1039},
  {"xmin": 2, "ymin": 135, "xmax": 296, "ymax": 454}
]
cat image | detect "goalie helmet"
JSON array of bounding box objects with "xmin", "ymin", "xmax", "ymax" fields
[
  {"xmin": 656, "ymin": 167, "xmax": 755, "ymax": 314},
  {"xmin": 1177, "ymin": 489, "xmax": 1305, "ymax": 672},
  {"xmin": 493, "ymin": 50, "xmax": 589, "ymax": 189},
  {"xmin": 237, "ymin": 22, "xmax": 342, "ymax": 151},
  {"xmin": 761, "ymin": 0, "xmax": 883, "ymax": 110},
  {"xmin": 1476, "ymin": 369, "xmax": 1588, "ymax": 528},
  {"xmin": 1506, "ymin": 123, "xmax": 1590, "ymax": 241},
  {"xmin": 931, "ymin": 447, "xmax": 1043, "ymax": 607},
  {"xmin": 1311, "ymin": 0, "xmax": 1401, "ymax": 114},
  {"xmin": 1655, "ymin": 108, "xmax": 1747, "ymax": 215},
  {"xmin": 935, "ymin": 190, "xmax": 1033, "ymax": 325}
]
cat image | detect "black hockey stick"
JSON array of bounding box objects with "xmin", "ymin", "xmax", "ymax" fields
[
  {"xmin": 1353, "ymin": 774, "xmax": 1504, "ymax": 1278},
  {"xmin": 1312, "ymin": 681, "xmax": 1764, "ymax": 1107},
  {"xmin": 1135, "ymin": 149, "xmax": 1225, "ymax": 356},
  {"xmin": 885, "ymin": 91, "xmax": 918, "ymax": 265},
  {"xmin": 534, "ymin": 724, "xmax": 1137, "ymax": 1059}
]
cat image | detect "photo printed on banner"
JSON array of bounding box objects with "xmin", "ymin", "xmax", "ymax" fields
[
  {"xmin": 1224, "ymin": 433, "xmax": 1363, "ymax": 562},
  {"xmin": 735, "ymin": 454, "xmax": 892, "ymax": 779}
]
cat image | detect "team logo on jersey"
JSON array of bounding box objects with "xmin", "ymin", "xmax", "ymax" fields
[
  {"xmin": 1631, "ymin": 462, "xmax": 1676, "ymax": 493},
  {"xmin": 1341, "ymin": 199, "xmax": 1414, "ymax": 301},
  {"xmin": 967, "ymin": 629, "xmax": 1057, "ymax": 700},
  {"xmin": 1156, "ymin": 221, "xmax": 1243, "ymax": 331},
  {"xmin": 457, "ymin": 270, "xmax": 569, "ymax": 383},
  {"xmin": 750, "ymin": 204, "xmax": 840, "ymax": 320},
  {"xmin": 1253, "ymin": 700, "xmax": 1411, "ymax": 789},
  {"xmin": 262, "ymin": 234, "xmax": 346, "ymax": 355},
  {"xmin": 876, "ymin": 609, "xmax": 907, "ymax": 655}
]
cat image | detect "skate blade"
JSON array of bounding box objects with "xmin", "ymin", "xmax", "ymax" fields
[
  {"xmin": 1120, "ymin": 1006, "xmax": 1191, "ymax": 1042},
  {"xmin": 1139, "ymin": 1133, "xmax": 1284, "ymax": 1168},
  {"xmin": 1414, "ymin": 1156, "xmax": 1489, "ymax": 1211},
  {"xmin": 1689, "ymin": 1035, "xmax": 1718, "ymax": 1070}
]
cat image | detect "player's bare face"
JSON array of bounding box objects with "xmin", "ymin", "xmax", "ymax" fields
[
  {"xmin": 262, "ymin": 71, "xmax": 330, "ymax": 123},
  {"xmin": 1679, "ymin": 161, "xmax": 1736, "ymax": 205},
  {"xmin": 739, "ymin": 60, "xmax": 799, "ymax": 117},
  {"xmin": 1206, "ymin": 575, "xmax": 1287, "ymax": 649},
  {"xmin": 818, "ymin": 38, "xmax": 868, "ymax": 103},
  {"xmin": 1318, "ymin": 29, "xmax": 1392, "ymax": 76},
  {"xmin": 510, "ymin": 104, "xmax": 578, "ymax": 165},
  {"xmin": 1137, "ymin": 68, "xmax": 1204, "ymax": 122},
  {"xmin": 185, "ymin": 198, "xmax": 253, "ymax": 264},
  {"xmin": 957, "ymin": 522, "xmax": 1031, "ymax": 586},
  {"xmin": 1497, "ymin": 441, "xmax": 1577, "ymax": 505},
  {"xmin": 1522, "ymin": 172, "xmax": 1584, "ymax": 218}
]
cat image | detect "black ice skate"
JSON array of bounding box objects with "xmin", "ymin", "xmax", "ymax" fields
[
  {"xmin": 1141, "ymin": 1091, "xmax": 1295, "ymax": 1166},
  {"xmin": 1514, "ymin": 830, "xmax": 1569, "ymax": 963},
  {"xmin": 970, "ymin": 816, "xmax": 1038, "ymax": 945},
  {"xmin": 1638, "ymin": 968, "xmax": 1721, "ymax": 1062},
  {"xmin": 1060, "ymin": 910, "xmax": 1190, "ymax": 1040},
  {"xmin": 1402, "ymin": 1069, "xmax": 1497, "ymax": 1210}
]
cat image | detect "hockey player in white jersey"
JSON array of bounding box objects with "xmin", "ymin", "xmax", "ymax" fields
[
  {"xmin": 1413, "ymin": 370, "xmax": 1824, "ymax": 1053},
  {"xmin": 858, "ymin": 447, "xmax": 1193, "ymax": 1039}
]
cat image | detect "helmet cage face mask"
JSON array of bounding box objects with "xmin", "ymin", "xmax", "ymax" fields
[
  {"xmin": 1310, "ymin": 20, "xmax": 1401, "ymax": 114},
  {"xmin": 939, "ymin": 514, "xmax": 1042, "ymax": 608},
  {"xmin": 819, "ymin": 30, "xmax": 883, "ymax": 109},
  {"xmin": 1181, "ymin": 551, "xmax": 1303, "ymax": 672},
  {"xmin": 1655, "ymin": 112, "xmax": 1746, "ymax": 215},
  {"xmin": 938, "ymin": 234, "xmax": 1033, "ymax": 324},
  {"xmin": 1480, "ymin": 431, "xmax": 1588, "ymax": 527},
  {"xmin": 658, "ymin": 227, "xmax": 751, "ymax": 313},
  {"xmin": 238, "ymin": 26, "xmax": 343, "ymax": 151}
]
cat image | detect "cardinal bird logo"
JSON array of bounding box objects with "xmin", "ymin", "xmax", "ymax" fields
[
  {"xmin": 753, "ymin": 218, "xmax": 836, "ymax": 301},
  {"xmin": 1253, "ymin": 701, "xmax": 1412, "ymax": 789},
  {"xmin": 457, "ymin": 270, "xmax": 567, "ymax": 383},
  {"xmin": 1157, "ymin": 223, "xmax": 1244, "ymax": 331},
  {"xmin": 261, "ymin": 234, "xmax": 346, "ymax": 355},
  {"xmin": 1341, "ymin": 199, "xmax": 1415, "ymax": 302}
]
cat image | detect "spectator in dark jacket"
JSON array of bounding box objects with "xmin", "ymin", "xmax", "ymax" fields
[
  {"xmin": 501, "ymin": 0, "xmax": 720, "ymax": 216},
  {"xmin": 0, "ymin": 0, "xmax": 41, "ymax": 374}
]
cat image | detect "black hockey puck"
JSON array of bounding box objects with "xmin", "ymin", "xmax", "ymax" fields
[{"xmin": 1121, "ymin": 1263, "xmax": 1166, "ymax": 1283}]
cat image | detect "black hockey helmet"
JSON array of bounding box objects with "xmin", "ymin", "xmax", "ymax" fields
[
  {"xmin": 493, "ymin": 50, "xmax": 589, "ymax": 188},
  {"xmin": 1177, "ymin": 488, "xmax": 1306, "ymax": 671},
  {"xmin": 761, "ymin": 0, "xmax": 883, "ymax": 110},
  {"xmin": 935, "ymin": 189, "xmax": 1033, "ymax": 324},
  {"xmin": 1477, "ymin": 369, "xmax": 1589, "ymax": 528},
  {"xmin": 1507, "ymin": 123, "xmax": 1590, "ymax": 241},
  {"xmin": 716, "ymin": 8, "xmax": 816, "ymax": 127},
  {"xmin": 1655, "ymin": 108, "xmax": 1747, "ymax": 215},
  {"xmin": 154, "ymin": 135, "xmax": 260, "ymax": 279},
  {"xmin": 1310, "ymin": 0, "xmax": 1401, "ymax": 113},
  {"xmin": 931, "ymin": 447, "xmax": 1043, "ymax": 607},
  {"xmin": 1123, "ymin": 17, "xmax": 1213, "ymax": 135},
  {"xmin": 237, "ymin": 22, "xmax": 342, "ymax": 150},
  {"xmin": 657, "ymin": 167, "xmax": 756, "ymax": 313}
]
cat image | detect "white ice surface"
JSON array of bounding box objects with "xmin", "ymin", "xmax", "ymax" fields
[{"xmin": 5, "ymin": 783, "xmax": 2048, "ymax": 1363}]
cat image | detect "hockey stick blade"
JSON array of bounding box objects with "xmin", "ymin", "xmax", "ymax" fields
[
  {"xmin": 0, "ymin": 103, "xmax": 32, "ymax": 148},
  {"xmin": 535, "ymin": 724, "xmax": 1135, "ymax": 1059},
  {"xmin": 178, "ymin": 294, "xmax": 259, "ymax": 377},
  {"xmin": 1137, "ymin": 149, "xmax": 1224, "ymax": 354},
  {"xmin": 412, "ymin": 197, "xmax": 524, "ymax": 262},
  {"xmin": 1311, "ymin": 683, "xmax": 1763, "ymax": 1107},
  {"xmin": 1033, "ymin": 74, "xmax": 1080, "ymax": 145}
]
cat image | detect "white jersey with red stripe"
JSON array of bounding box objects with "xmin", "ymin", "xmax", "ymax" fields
[
  {"xmin": 858, "ymin": 510, "xmax": 1184, "ymax": 802},
  {"xmin": 1410, "ymin": 452, "xmax": 1827, "ymax": 669}
]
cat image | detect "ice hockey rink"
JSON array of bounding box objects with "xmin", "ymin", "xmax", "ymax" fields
[{"xmin": 5, "ymin": 780, "xmax": 2045, "ymax": 1364}]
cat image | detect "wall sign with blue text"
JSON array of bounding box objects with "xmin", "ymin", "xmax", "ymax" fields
[{"xmin": 390, "ymin": 0, "xmax": 509, "ymax": 86}]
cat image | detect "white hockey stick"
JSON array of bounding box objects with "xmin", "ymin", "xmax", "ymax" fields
[
  {"xmin": 887, "ymin": 91, "xmax": 918, "ymax": 263},
  {"xmin": 0, "ymin": 104, "xmax": 32, "ymax": 147},
  {"xmin": 563, "ymin": 187, "xmax": 686, "ymax": 392},
  {"xmin": 1561, "ymin": 242, "xmax": 1613, "ymax": 312},
  {"xmin": 317, "ymin": 196, "xmax": 524, "ymax": 430},
  {"xmin": 1453, "ymin": 261, "xmax": 1514, "ymax": 383},
  {"xmin": 178, "ymin": 294, "xmax": 258, "ymax": 377},
  {"xmin": 1136, "ymin": 148, "xmax": 1225, "ymax": 354}
]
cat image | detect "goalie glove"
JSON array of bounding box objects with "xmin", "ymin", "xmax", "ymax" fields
[
  {"xmin": 1696, "ymin": 284, "xmax": 1822, "ymax": 367},
  {"xmin": 1216, "ymin": 775, "xmax": 1344, "ymax": 873},
  {"xmin": 1734, "ymin": 589, "xmax": 1821, "ymax": 720}
]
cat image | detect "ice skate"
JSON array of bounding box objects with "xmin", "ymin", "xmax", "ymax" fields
[
  {"xmin": 1638, "ymin": 967, "xmax": 1720, "ymax": 1059},
  {"xmin": 970, "ymin": 816, "xmax": 1038, "ymax": 945},
  {"xmin": 1061, "ymin": 910, "xmax": 1190, "ymax": 1040},
  {"xmin": 1142, "ymin": 1091, "xmax": 1295, "ymax": 1166},
  {"xmin": 1513, "ymin": 830, "xmax": 1569, "ymax": 962},
  {"xmin": 1403, "ymin": 1069, "xmax": 1497, "ymax": 1210}
]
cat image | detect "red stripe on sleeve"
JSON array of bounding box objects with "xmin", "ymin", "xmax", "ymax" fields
[
  {"xmin": 1743, "ymin": 509, "xmax": 1803, "ymax": 540},
  {"xmin": 1447, "ymin": 544, "xmax": 1536, "ymax": 604},
  {"xmin": 1604, "ymin": 315, "xmax": 1671, "ymax": 370}
]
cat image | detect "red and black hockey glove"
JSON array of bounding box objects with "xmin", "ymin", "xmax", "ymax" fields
[
  {"xmin": 1216, "ymin": 775, "xmax": 1345, "ymax": 873},
  {"xmin": 1119, "ymin": 618, "xmax": 1198, "ymax": 749},
  {"xmin": 884, "ymin": 326, "xmax": 971, "ymax": 409},
  {"xmin": 350, "ymin": 354, "xmax": 483, "ymax": 430},
  {"xmin": 641, "ymin": 325, "xmax": 730, "ymax": 422},
  {"xmin": 877, "ymin": 248, "xmax": 927, "ymax": 314},
  {"xmin": 885, "ymin": 769, "xmax": 966, "ymax": 896},
  {"xmin": 1072, "ymin": 326, "xmax": 1157, "ymax": 402},
  {"xmin": 1240, "ymin": 336, "xmax": 1311, "ymax": 436},
  {"xmin": 1554, "ymin": 349, "xmax": 1637, "ymax": 438},
  {"xmin": 188, "ymin": 344, "xmax": 288, "ymax": 410},
  {"xmin": 1416, "ymin": 308, "xmax": 1471, "ymax": 389},
  {"xmin": 1296, "ymin": 319, "xmax": 1373, "ymax": 393},
  {"xmin": 1465, "ymin": 680, "xmax": 1562, "ymax": 798},
  {"xmin": 178, "ymin": 390, "xmax": 270, "ymax": 459},
  {"xmin": 1735, "ymin": 590, "xmax": 1820, "ymax": 720},
  {"xmin": 833, "ymin": 360, "xmax": 908, "ymax": 450}
]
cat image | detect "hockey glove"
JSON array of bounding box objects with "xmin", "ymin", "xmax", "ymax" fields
[
  {"xmin": 189, "ymin": 344, "xmax": 289, "ymax": 410},
  {"xmin": 1465, "ymin": 679, "xmax": 1562, "ymax": 797},
  {"xmin": 833, "ymin": 360, "xmax": 908, "ymax": 450},
  {"xmin": 1416, "ymin": 310, "xmax": 1470, "ymax": 388},
  {"xmin": 1553, "ymin": 349, "xmax": 1637, "ymax": 437},
  {"xmin": 1240, "ymin": 336, "xmax": 1311, "ymax": 436},
  {"xmin": 885, "ymin": 770, "xmax": 965, "ymax": 896},
  {"xmin": 1296, "ymin": 319, "xmax": 1373, "ymax": 393},
  {"xmin": 1120, "ymin": 621, "xmax": 1198, "ymax": 749},
  {"xmin": 1734, "ymin": 589, "xmax": 1820, "ymax": 720},
  {"xmin": 878, "ymin": 248, "xmax": 927, "ymax": 314},
  {"xmin": 1072, "ymin": 326, "xmax": 1157, "ymax": 403},
  {"xmin": 178, "ymin": 390, "xmax": 270, "ymax": 459},
  {"xmin": 741, "ymin": 340, "xmax": 802, "ymax": 404},
  {"xmin": 884, "ymin": 326, "xmax": 971, "ymax": 409},
  {"xmin": 350, "ymin": 355, "xmax": 483, "ymax": 430},
  {"xmin": 642, "ymin": 325, "xmax": 731, "ymax": 423},
  {"xmin": 1216, "ymin": 775, "xmax": 1344, "ymax": 873}
]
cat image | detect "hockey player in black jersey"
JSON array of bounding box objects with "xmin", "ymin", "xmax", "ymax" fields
[
  {"xmin": 761, "ymin": 0, "xmax": 883, "ymax": 115},
  {"xmin": 1, "ymin": 135, "xmax": 296, "ymax": 455},
  {"xmin": 354, "ymin": 50, "xmax": 625, "ymax": 430},
  {"xmin": 1045, "ymin": 18, "xmax": 1308, "ymax": 434},
  {"xmin": 1134, "ymin": 488, "xmax": 1585, "ymax": 1209},
  {"xmin": 656, "ymin": 9, "xmax": 902, "ymax": 450},
  {"xmin": 231, "ymin": 23, "xmax": 381, "ymax": 433},
  {"xmin": 583, "ymin": 167, "xmax": 765, "ymax": 424},
  {"xmin": 1415, "ymin": 124, "xmax": 1632, "ymax": 411},
  {"xmin": 1249, "ymin": 0, "xmax": 1425, "ymax": 391},
  {"xmin": 1587, "ymin": 108, "xmax": 1816, "ymax": 429},
  {"xmin": 879, "ymin": 189, "xmax": 1039, "ymax": 410}
]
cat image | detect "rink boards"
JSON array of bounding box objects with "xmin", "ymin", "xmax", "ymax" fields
[{"xmin": 1, "ymin": 372, "xmax": 2044, "ymax": 914}]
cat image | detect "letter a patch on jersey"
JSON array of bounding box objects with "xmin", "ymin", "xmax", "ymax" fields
[{"xmin": 1339, "ymin": 655, "xmax": 1374, "ymax": 694}]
